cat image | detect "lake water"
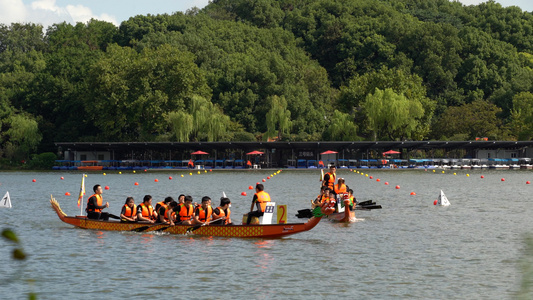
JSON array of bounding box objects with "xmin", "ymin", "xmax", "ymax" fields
[{"xmin": 1, "ymin": 168, "xmax": 533, "ymax": 299}]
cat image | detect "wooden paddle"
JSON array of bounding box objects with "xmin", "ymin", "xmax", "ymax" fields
[
  {"xmin": 131, "ymin": 222, "xmax": 159, "ymax": 232},
  {"xmin": 185, "ymin": 218, "xmax": 224, "ymax": 234}
]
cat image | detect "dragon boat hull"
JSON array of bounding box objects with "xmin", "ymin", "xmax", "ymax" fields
[
  {"xmin": 50, "ymin": 198, "xmax": 321, "ymax": 238},
  {"xmin": 327, "ymin": 208, "xmax": 355, "ymax": 223}
]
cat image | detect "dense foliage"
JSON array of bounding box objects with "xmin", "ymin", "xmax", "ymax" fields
[{"xmin": 1, "ymin": 0, "xmax": 533, "ymax": 162}]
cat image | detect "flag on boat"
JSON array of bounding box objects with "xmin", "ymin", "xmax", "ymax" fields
[
  {"xmin": 1, "ymin": 191, "xmax": 11, "ymax": 208},
  {"xmin": 77, "ymin": 174, "xmax": 86, "ymax": 207},
  {"xmin": 437, "ymin": 190, "xmax": 450, "ymax": 206}
]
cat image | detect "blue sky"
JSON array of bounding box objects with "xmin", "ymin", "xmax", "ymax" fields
[{"xmin": 0, "ymin": 1, "xmax": 532, "ymax": 29}]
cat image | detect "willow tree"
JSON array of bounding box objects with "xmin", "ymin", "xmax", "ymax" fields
[
  {"xmin": 362, "ymin": 88, "xmax": 424, "ymax": 141},
  {"xmin": 324, "ymin": 110, "xmax": 359, "ymax": 141},
  {"xmin": 509, "ymin": 92, "xmax": 533, "ymax": 140},
  {"xmin": 0, "ymin": 112, "xmax": 42, "ymax": 160},
  {"xmin": 266, "ymin": 95, "xmax": 291, "ymax": 140},
  {"xmin": 166, "ymin": 95, "xmax": 230, "ymax": 142}
]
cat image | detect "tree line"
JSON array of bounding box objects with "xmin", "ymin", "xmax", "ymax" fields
[{"xmin": 2, "ymin": 0, "xmax": 533, "ymax": 165}]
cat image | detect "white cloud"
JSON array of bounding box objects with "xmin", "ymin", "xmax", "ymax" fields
[{"xmin": 0, "ymin": 0, "xmax": 118, "ymax": 28}]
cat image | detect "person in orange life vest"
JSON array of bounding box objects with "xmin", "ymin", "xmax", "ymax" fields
[
  {"xmin": 246, "ymin": 160, "xmax": 252, "ymax": 168},
  {"xmin": 312, "ymin": 186, "xmax": 327, "ymax": 207},
  {"xmin": 170, "ymin": 195, "xmax": 194, "ymax": 225},
  {"xmin": 322, "ymin": 165, "xmax": 336, "ymax": 190},
  {"xmin": 155, "ymin": 196, "xmax": 173, "ymax": 215},
  {"xmin": 246, "ymin": 183, "xmax": 271, "ymax": 225},
  {"xmin": 188, "ymin": 159, "xmax": 194, "ymax": 169},
  {"xmin": 156, "ymin": 196, "xmax": 175, "ymax": 223},
  {"xmin": 177, "ymin": 194, "xmax": 185, "ymax": 205},
  {"xmin": 193, "ymin": 196, "xmax": 213, "ymax": 225},
  {"xmin": 212, "ymin": 197, "xmax": 232, "ymax": 225},
  {"xmin": 334, "ymin": 178, "xmax": 348, "ymax": 197},
  {"xmin": 86, "ymin": 184, "xmax": 120, "ymax": 221},
  {"xmin": 120, "ymin": 197, "xmax": 137, "ymax": 222},
  {"xmin": 318, "ymin": 160, "xmax": 324, "ymax": 168},
  {"xmin": 136, "ymin": 195, "xmax": 158, "ymax": 223},
  {"xmin": 159, "ymin": 200, "xmax": 178, "ymax": 224}
]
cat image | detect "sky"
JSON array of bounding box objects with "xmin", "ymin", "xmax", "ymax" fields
[{"xmin": 0, "ymin": 0, "xmax": 532, "ymax": 29}]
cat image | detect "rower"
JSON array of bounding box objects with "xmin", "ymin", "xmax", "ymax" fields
[
  {"xmin": 86, "ymin": 184, "xmax": 120, "ymax": 221},
  {"xmin": 156, "ymin": 196, "xmax": 174, "ymax": 223},
  {"xmin": 136, "ymin": 195, "xmax": 158, "ymax": 223},
  {"xmin": 120, "ymin": 197, "xmax": 137, "ymax": 222},
  {"xmin": 193, "ymin": 196, "xmax": 213, "ymax": 225},
  {"xmin": 172, "ymin": 195, "xmax": 194, "ymax": 225},
  {"xmin": 345, "ymin": 189, "xmax": 356, "ymax": 211},
  {"xmin": 155, "ymin": 196, "xmax": 173, "ymax": 215},
  {"xmin": 212, "ymin": 197, "xmax": 232, "ymax": 225}
]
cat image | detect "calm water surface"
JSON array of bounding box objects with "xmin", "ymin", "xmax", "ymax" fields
[{"xmin": 1, "ymin": 168, "xmax": 533, "ymax": 299}]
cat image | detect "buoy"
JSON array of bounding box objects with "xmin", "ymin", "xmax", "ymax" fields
[
  {"xmin": 369, "ymin": 176, "xmax": 373, "ymax": 179},
  {"xmin": 501, "ymin": 178, "xmax": 505, "ymax": 182},
  {"xmin": 134, "ymin": 182, "xmax": 139, "ymax": 186},
  {"xmin": 60, "ymin": 177, "xmax": 64, "ymax": 180},
  {"xmin": 262, "ymin": 179, "xmax": 266, "ymax": 182},
  {"xmin": 104, "ymin": 186, "xmax": 109, "ymax": 190},
  {"xmin": 189, "ymin": 173, "xmax": 192, "ymax": 176},
  {"xmin": 466, "ymin": 174, "xmax": 470, "ymax": 177},
  {"xmin": 481, "ymin": 175, "xmax": 484, "ymax": 178},
  {"xmin": 395, "ymin": 185, "xmax": 400, "ymax": 189},
  {"xmin": 433, "ymin": 200, "xmax": 437, "ymax": 205},
  {"xmin": 154, "ymin": 179, "xmax": 159, "ymax": 182},
  {"xmin": 248, "ymin": 186, "xmax": 253, "ymax": 190},
  {"xmin": 181, "ymin": 174, "xmax": 184, "ymax": 177},
  {"xmin": 376, "ymin": 178, "xmax": 381, "ymax": 182},
  {"xmin": 527, "ymin": 181, "xmax": 531, "ymax": 184},
  {"xmin": 65, "ymin": 192, "xmax": 71, "ymax": 196},
  {"xmin": 365, "ymin": 174, "xmax": 368, "ymax": 177},
  {"xmin": 453, "ymin": 173, "xmax": 456, "ymax": 176},
  {"xmin": 103, "ymin": 173, "xmax": 106, "ymax": 176},
  {"xmin": 204, "ymin": 170, "xmax": 207, "ymax": 173},
  {"xmin": 432, "ymin": 170, "xmax": 435, "ymax": 173},
  {"xmin": 133, "ymin": 171, "xmax": 136, "ymax": 173},
  {"xmin": 169, "ymin": 176, "xmax": 172, "ymax": 180},
  {"xmin": 410, "ymin": 192, "xmax": 416, "ymax": 196},
  {"xmin": 119, "ymin": 172, "xmax": 122, "ymax": 174},
  {"xmin": 198, "ymin": 171, "xmax": 201, "ymax": 174},
  {"xmin": 32, "ymin": 179, "xmax": 36, "ymax": 182},
  {"xmin": 256, "ymin": 182, "xmax": 260, "ymax": 185},
  {"xmin": 442, "ymin": 171, "xmax": 445, "ymax": 173},
  {"xmin": 84, "ymin": 174, "xmax": 87, "ymax": 177},
  {"xmin": 241, "ymin": 192, "xmax": 247, "ymax": 196},
  {"xmin": 144, "ymin": 169, "xmax": 147, "ymax": 172},
  {"xmin": 385, "ymin": 182, "xmax": 389, "ymax": 185},
  {"xmin": 267, "ymin": 176, "xmax": 271, "ymax": 179}
]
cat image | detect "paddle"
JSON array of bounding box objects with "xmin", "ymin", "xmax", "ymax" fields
[
  {"xmin": 131, "ymin": 222, "xmax": 159, "ymax": 232},
  {"xmin": 185, "ymin": 218, "xmax": 223, "ymax": 234}
]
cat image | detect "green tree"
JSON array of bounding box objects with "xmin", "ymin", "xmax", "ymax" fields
[
  {"xmin": 323, "ymin": 110, "xmax": 359, "ymax": 141},
  {"xmin": 0, "ymin": 112, "xmax": 42, "ymax": 160},
  {"xmin": 508, "ymin": 92, "xmax": 533, "ymax": 140},
  {"xmin": 266, "ymin": 95, "xmax": 292, "ymax": 140},
  {"xmin": 361, "ymin": 88, "xmax": 424, "ymax": 140}
]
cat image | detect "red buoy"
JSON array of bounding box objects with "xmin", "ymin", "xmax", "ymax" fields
[
  {"xmin": 60, "ymin": 177, "xmax": 64, "ymax": 180},
  {"xmin": 369, "ymin": 176, "xmax": 373, "ymax": 179},
  {"xmin": 104, "ymin": 186, "xmax": 109, "ymax": 190},
  {"xmin": 410, "ymin": 192, "xmax": 416, "ymax": 196},
  {"xmin": 527, "ymin": 181, "xmax": 531, "ymax": 184},
  {"xmin": 154, "ymin": 179, "xmax": 159, "ymax": 182},
  {"xmin": 376, "ymin": 178, "xmax": 381, "ymax": 182},
  {"xmin": 144, "ymin": 169, "xmax": 147, "ymax": 172},
  {"xmin": 433, "ymin": 200, "xmax": 437, "ymax": 205},
  {"xmin": 65, "ymin": 192, "xmax": 71, "ymax": 196},
  {"xmin": 248, "ymin": 186, "xmax": 253, "ymax": 190},
  {"xmin": 385, "ymin": 182, "xmax": 389, "ymax": 185},
  {"xmin": 481, "ymin": 175, "xmax": 484, "ymax": 178},
  {"xmin": 241, "ymin": 192, "xmax": 247, "ymax": 196},
  {"xmin": 32, "ymin": 179, "xmax": 36, "ymax": 182},
  {"xmin": 501, "ymin": 178, "xmax": 505, "ymax": 182},
  {"xmin": 169, "ymin": 176, "xmax": 172, "ymax": 180},
  {"xmin": 267, "ymin": 176, "xmax": 271, "ymax": 179},
  {"xmin": 134, "ymin": 182, "xmax": 139, "ymax": 186},
  {"xmin": 262, "ymin": 179, "xmax": 266, "ymax": 182},
  {"xmin": 395, "ymin": 185, "xmax": 400, "ymax": 189}
]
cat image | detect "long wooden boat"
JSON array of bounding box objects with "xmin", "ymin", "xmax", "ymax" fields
[{"xmin": 50, "ymin": 197, "xmax": 322, "ymax": 238}]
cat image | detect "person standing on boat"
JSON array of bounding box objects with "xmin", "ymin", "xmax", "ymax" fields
[
  {"xmin": 86, "ymin": 184, "xmax": 119, "ymax": 221},
  {"xmin": 136, "ymin": 195, "xmax": 158, "ymax": 223},
  {"xmin": 246, "ymin": 184, "xmax": 271, "ymax": 225},
  {"xmin": 322, "ymin": 165, "xmax": 336, "ymax": 190},
  {"xmin": 212, "ymin": 197, "xmax": 232, "ymax": 225},
  {"xmin": 120, "ymin": 197, "xmax": 137, "ymax": 222},
  {"xmin": 193, "ymin": 196, "xmax": 213, "ymax": 225}
]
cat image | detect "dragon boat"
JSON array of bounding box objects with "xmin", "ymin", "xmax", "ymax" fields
[{"xmin": 50, "ymin": 197, "xmax": 324, "ymax": 238}]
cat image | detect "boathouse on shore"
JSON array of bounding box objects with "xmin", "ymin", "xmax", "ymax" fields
[{"xmin": 55, "ymin": 141, "xmax": 533, "ymax": 169}]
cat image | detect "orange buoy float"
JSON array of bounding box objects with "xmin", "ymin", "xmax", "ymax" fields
[
  {"xmin": 65, "ymin": 192, "xmax": 71, "ymax": 196},
  {"xmin": 410, "ymin": 192, "xmax": 416, "ymax": 196},
  {"xmin": 144, "ymin": 169, "xmax": 147, "ymax": 172},
  {"xmin": 154, "ymin": 179, "xmax": 159, "ymax": 182},
  {"xmin": 395, "ymin": 185, "xmax": 400, "ymax": 189},
  {"xmin": 104, "ymin": 186, "xmax": 109, "ymax": 190},
  {"xmin": 433, "ymin": 200, "xmax": 437, "ymax": 205},
  {"xmin": 248, "ymin": 186, "xmax": 253, "ymax": 190},
  {"xmin": 60, "ymin": 177, "xmax": 64, "ymax": 180},
  {"xmin": 169, "ymin": 176, "xmax": 172, "ymax": 180},
  {"xmin": 32, "ymin": 179, "xmax": 36, "ymax": 182},
  {"xmin": 527, "ymin": 181, "xmax": 531, "ymax": 184},
  {"xmin": 241, "ymin": 192, "xmax": 247, "ymax": 196},
  {"xmin": 385, "ymin": 182, "xmax": 389, "ymax": 185},
  {"xmin": 267, "ymin": 176, "xmax": 271, "ymax": 179},
  {"xmin": 481, "ymin": 175, "xmax": 484, "ymax": 178},
  {"xmin": 134, "ymin": 182, "xmax": 139, "ymax": 186},
  {"xmin": 262, "ymin": 179, "xmax": 266, "ymax": 182},
  {"xmin": 501, "ymin": 178, "xmax": 505, "ymax": 182},
  {"xmin": 376, "ymin": 178, "xmax": 380, "ymax": 182},
  {"xmin": 369, "ymin": 176, "xmax": 373, "ymax": 179}
]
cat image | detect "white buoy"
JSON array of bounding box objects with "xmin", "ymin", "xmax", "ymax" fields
[{"xmin": 437, "ymin": 190, "xmax": 450, "ymax": 206}]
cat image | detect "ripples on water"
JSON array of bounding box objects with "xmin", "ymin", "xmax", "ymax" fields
[{"xmin": 1, "ymin": 169, "xmax": 533, "ymax": 299}]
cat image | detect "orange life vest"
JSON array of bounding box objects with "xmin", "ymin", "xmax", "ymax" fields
[
  {"xmin": 320, "ymin": 194, "xmax": 329, "ymax": 203},
  {"xmin": 139, "ymin": 202, "xmax": 155, "ymax": 220},
  {"xmin": 157, "ymin": 203, "xmax": 169, "ymax": 220},
  {"xmin": 334, "ymin": 183, "xmax": 347, "ymax": 194},
  {"xmin": 122, "ymin": 204, "xmax": 136, "ymax": 218},
  {"xmin": 196, "ymin": 206, "xmax": 213, "ymax": 222},
  {"xmin": 178, "ymin": 203, "xmax": 194, "ymax": 221},
  {"xmin": 254, "ymin": 191, "xmax": 271, "ymax": 212},
  {"xmin": 213, "ymin": 206, "xmax": 231, "ymax": 224},
  {"xmin": 325, "ymin": 172, "xmax": 336, "ymax": 189},
  {"xmin": 87, "ymin": 194, "xmax": 103, "ymax": 213}
]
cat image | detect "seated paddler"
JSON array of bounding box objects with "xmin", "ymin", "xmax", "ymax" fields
[
  {"xmin": 86, "ymin": 184, "xmax": 120, "ymax": 221},
  {"xmin": 212, "ymin": 197, "xmax": 232, "ymax": 225},
  {"xmin": 171, "ymin": 195, "xmax": 194, "ymax": 225},
  {"xmin": 193, "ymin": 196, "xmax": 213, "ymax": 225},
  {"xmin": 136, "ymin": 195, "xmax": 158, "ymax": 223},
  {"xmin": 246, "ymin": 184, "xmax": 271, "ymax": 225},
  {"xmin": 120, "ymin": 197, "xmax": 137, "ymax": 222}
]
